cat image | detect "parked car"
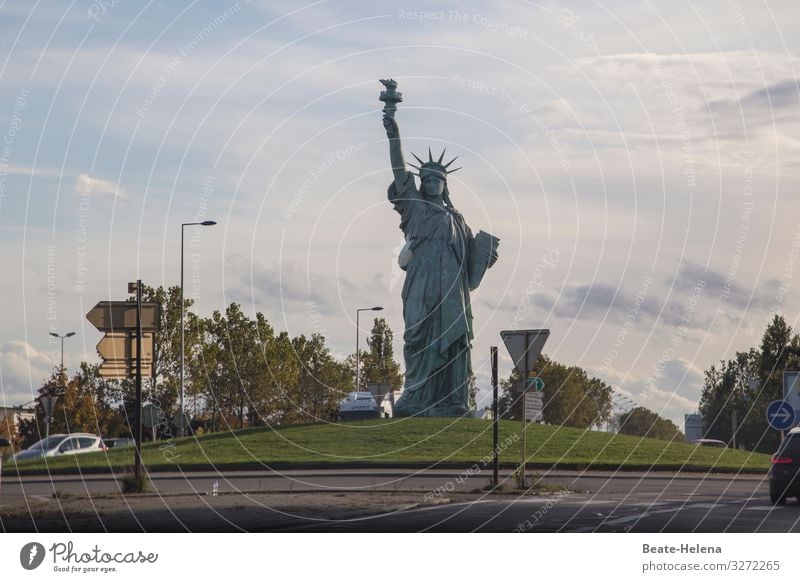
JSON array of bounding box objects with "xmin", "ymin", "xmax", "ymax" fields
[
  {"xmin": 12, "ymin": 433, "xmax": 107, "ymax": 462},
  {"xmin": 769, "ymin": 427, "xmax": 800, "ymax": 505},
  {"xmin": 339, "ymin": 391, "xmax": 380, "ymax": 421},
  {"xmin": 690, "ymin": 439, "xmax": 728, "ymax": 448},
  {"xmin": 103, "ymin": 437, "xmax": 135, "ymax": 449}
]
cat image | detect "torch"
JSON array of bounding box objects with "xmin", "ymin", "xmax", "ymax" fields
[{"xmin": 379, "ymin": 78, "xmax": 403, "ymax": 119}]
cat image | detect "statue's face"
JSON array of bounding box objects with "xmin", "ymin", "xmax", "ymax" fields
[{"xmin": 422, "ymin": 174, "xmax": 444, "ymax": 198}]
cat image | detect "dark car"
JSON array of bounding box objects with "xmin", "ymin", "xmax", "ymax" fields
[{"xmin": 769, "ymin": 428, "xmax": 800, "ymax": 505}]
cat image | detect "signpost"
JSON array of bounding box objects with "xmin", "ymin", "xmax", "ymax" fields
[
  {"xmin": 86, "ymin": 288, "xmax": 160, "ymax": 483},
  {"xmin": 767, "ymin": 400, "xmax": 796, "ymax": 437},
  {"xmin": 524, "ymin": 391, "xmax": 544, "ymax": 422},
  {"xmin": 86, "ymin": 301, "xmax": 161, "ymax": 332},
  {"xmin": 491, "ymin": 346, "xmax": 499, "ymax": 487},
  {"xmin": 501, "ymin": 329, "xmax": 550, "ymax": 487},
  {"xmin": 782, "ymin": 371, "xmax": 800, "ymax": 423},
  {"xmin": 40, "ymin": 396, "xmax": 58, "ymax": 439}
]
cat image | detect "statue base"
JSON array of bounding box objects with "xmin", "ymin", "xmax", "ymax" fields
[{"xmin": 394, "ymin": 400, "xmax": 470, "ymax": 418}]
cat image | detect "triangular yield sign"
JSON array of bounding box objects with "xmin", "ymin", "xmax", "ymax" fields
[{"xmin": 500, "ymin": 329, "xmax": 550, "ymax": 377}]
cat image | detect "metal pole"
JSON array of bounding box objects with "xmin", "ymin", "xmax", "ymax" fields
[
  {"xmin": 135, "ymin": 280, "xmax": 143, "ymax": 481},
  {"xmin": 180, "ymin": 224, "xmax": 185, "ymax": 437},
  {"xmin": 521, "ymin": 394, "xmax": 527, "ymax": 488},
  {"xmin": 731, "ymin": 410, "xmax": 737, "ymax": 450},
  {"xmin": 355, "ymin": 309, "xmax": 359, "ymax": 391},
  {"xmin": 491, "ymin": 346, "xmax": 498, "ymax": 487},
  {"xmin": 60, "ymin": 337, "xmax": 64, "ymax": 370}
]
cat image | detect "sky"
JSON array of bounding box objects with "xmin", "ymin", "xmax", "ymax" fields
[{"xmin": 0, "ymin": 0, "xmax": 799, "ymax": 429}]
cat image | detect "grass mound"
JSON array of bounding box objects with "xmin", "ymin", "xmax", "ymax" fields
[{"xmin": 10, "ymin": 417, "xmax": 771, "ymax": 475}]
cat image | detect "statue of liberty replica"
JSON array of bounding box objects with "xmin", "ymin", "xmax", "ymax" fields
[{"xmin": 379, "ymin": 79, "xmax": 499, "ymax": 417}]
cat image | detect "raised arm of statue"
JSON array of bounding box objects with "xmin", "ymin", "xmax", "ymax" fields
[
  {"xmin": 383, "ymin": 113, "xmax": 406, "ymax": 186},
  {"xmin": 379, "ymin": 79, "xmax": 407, "ymax": 187}
]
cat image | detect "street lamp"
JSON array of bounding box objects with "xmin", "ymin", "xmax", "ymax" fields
[
  {"xmin": 49, "ymin": 332, "xmax": 75, "ymax": 371},
  {"xmin": 180, "ymin": 220, "xmax": 216, "ymax": 436},
  {"xmin": 355, "ymin": 306, "xmax": 383, "ymax": 391},
  {"xmin": 47, "ymin": 332, "xmax": 73, "ymax": 440}
]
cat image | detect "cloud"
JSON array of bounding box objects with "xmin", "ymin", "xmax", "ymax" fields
[
  {"xmin": 225, "ymin": 255, "xmax": 389, "ymax": 318},
  {"xmin": 673, "ymin": 260, "xmax": 773, "ymax": 313},
  {"xmin": 0, "ymin": 341, "xmax": 55, "ymax": 406},
  {"xmin": 74, "ymin": 173, "xmax": 128, "ymax": 199},
  {"xmin": 711, "ymin": 79, "xmax": 800, "ymax": 113},
  {"xmin": 595, "ymin": 356, "xmax": 704, "ymax": 428}
]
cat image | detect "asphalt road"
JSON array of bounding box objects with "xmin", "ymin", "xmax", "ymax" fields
[{"xmin": 2, "ymin": 467, "xmax": 796, "ymax": 532}]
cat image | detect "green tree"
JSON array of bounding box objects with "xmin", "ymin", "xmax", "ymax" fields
[
  {"xmin": 468, "ymin": 373, "xmax": 477, "ymax": 411},
  {"xmin": 263, "ymin": 331, "xmax": 302, "ymax": 424},
  {"xmin": 499, "ymin": 355, "xmax": 612, "ymax": 427},
  {"xmin": 358, "ymin": 318, "xmax": 404, "ymax": 391},
  {"xmin": 617, "ymin": 406, "xmax": 683, "ymax": 441},
  {"xmin": 291, "ymin": 334, "xmax": 353, "ymax": 422},
  {"xmin": 698, "ymin": 315, "xmax": 800, "ymax": 453},
  {"xmin": 202, "ymin": 303, "xmax": 266, "ymax": 429}
]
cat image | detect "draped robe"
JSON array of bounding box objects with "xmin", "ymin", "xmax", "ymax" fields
[{"xmin": 389, "ymin": 172, "xmax": 475, "ymax": 417}]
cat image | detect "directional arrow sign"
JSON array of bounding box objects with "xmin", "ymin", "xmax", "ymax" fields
[
  {"xmin": 767, "ymin": 400, "xmax": 796, "ymax": 431},
  {"xmin": 96, "ymin": 332, "xmax": 154, "ymax": 363},
  {"xmin": 527, "ymin": 376, "xmax": 545, "ymax": 392},
  {"xmin": 98, "ymin": 361, "xmax": 154, "ymax": 379},
  {"xmin": 86, "ymin": 301, "xmax": 161, "ymax": 332},
  {"xmin": 501, "ymin": 329, "xmax": 549, "ymax": 386}
]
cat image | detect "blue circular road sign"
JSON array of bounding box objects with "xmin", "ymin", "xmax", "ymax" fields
[{"xmin": 767, "ymin": 400, "xmax": 796, "ymax": 431}]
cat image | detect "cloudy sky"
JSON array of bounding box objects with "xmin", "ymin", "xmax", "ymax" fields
[{"xmin": 1, "ymin": 0, "xmax": 799, "ymax": 428}]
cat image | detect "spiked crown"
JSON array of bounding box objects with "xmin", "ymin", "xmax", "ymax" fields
[{"xmin": 408, "ymin": 147, "xmax": 461, "ymax": 180}]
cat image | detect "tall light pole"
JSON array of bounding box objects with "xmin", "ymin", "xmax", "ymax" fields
[
  {"xmin": 49, "ymin": 331, "xmax": 75, "ymax": 371},
  {"xmin": 180, "ymin": 220, "xmax": 216, "ymax": 436},
  {"xmin": 47, "ymin": 332, "xmax": 73, "ymax": 439},
  {"xmin": 355, "ymin": 306, "xmax": 383, "ymax": 391}
]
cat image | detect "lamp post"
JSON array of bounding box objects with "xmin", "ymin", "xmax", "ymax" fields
[
  {"xmin": 355, "ymin": 306, "xmax": 383, "ymax": 391},
  {"xmin": 47, "ymin": 332, "xmax": 73, "ymax": 440},
  {"xmin": 180, "ymin": 220, "xmax": 216, "ymax": 436},
  {"xmin": 49, "ymin": 331, "xmax": 75, "ymax": 371}
]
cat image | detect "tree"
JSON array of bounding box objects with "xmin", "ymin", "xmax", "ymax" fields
[
  {"xmin": 202, "ymin": 303, "xmax": 266, "ymax": 429},
  {"xmin": 291, "ymin": 334, "xmax": 353, "ymax": 422},
  {"xmin": 0, "ymin": 410, "xmax": 20, "ymax": 456},
  {"xmin": 468, "ymin": 374, "xmax": 477, "ymax": 411},
  {"xmin": 134, "ymin": 285, "xmax": 199, "ymax": 417},
  {"xmin": 698, "ymin": 316, "xmax": 800, "ymax": 453},
  {"xmin": 32, "ymin": 364, "xmax": 121, "ymax": 439},
  {"xmin": 358, "ymin": 318, "xmax": 403, "ymax": 391},
  {"xmin": 499, "ymin": 355, "xmax": 612, "ymax": 428},
  {"xmin": 617, "ymin": 406, "xmax": 684, "ymax": 441}
]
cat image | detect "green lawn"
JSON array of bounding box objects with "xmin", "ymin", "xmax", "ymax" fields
[{"xmin": 6, "ymin": 417, "xmax": 771, "ymax": 475}]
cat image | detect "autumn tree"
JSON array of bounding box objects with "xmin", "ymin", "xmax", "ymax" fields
[
  {"xmin": 0, "ymin": 410, "xmax": 20, "ymax": 457},
  {"xmin": 32, "ymin": 364, "xmax": 121, "ymax": 439}
]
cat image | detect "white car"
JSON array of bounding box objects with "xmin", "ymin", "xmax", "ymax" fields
[
  {"xmin": 339, "ymin": 391, "xmax": 380, "ymax": 421},
  {"xmin": 12, "ymin": 433, "xmax": 107, "ymax": 462}
]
